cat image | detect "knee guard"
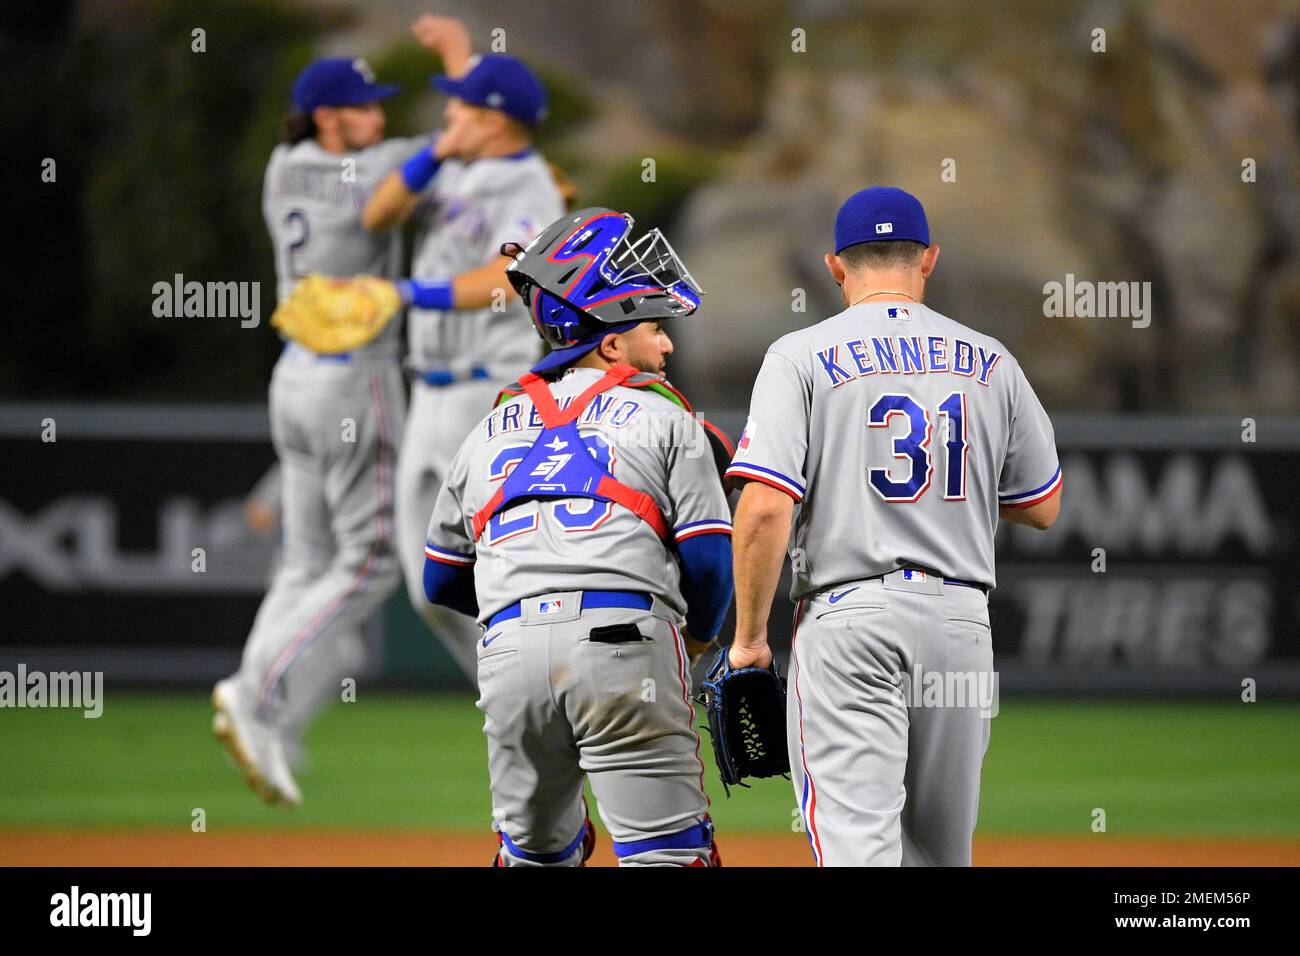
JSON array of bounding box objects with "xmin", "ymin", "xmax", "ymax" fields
[
  {"xmin": 491, "ymin": 816, "xmax": 596, "ymax": 867},
  {"xmin": 612, "ymin": 816, "xmax": 721, "ymax": 867}
]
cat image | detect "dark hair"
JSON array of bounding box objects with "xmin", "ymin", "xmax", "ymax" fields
[
  {"xmin": 838, "ymin": 239, "xmax": 926, "ymax": 271},
  {"xmin": 280, "ymin": 110, "xmax": 317, "ymax": 145}
]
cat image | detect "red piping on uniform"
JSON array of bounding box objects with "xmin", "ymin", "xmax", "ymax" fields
[
  {"xmin": 670, "ymin": 622, "xmax": 711, "ymax": 811},
  {"xmin": 257, "ymin": 373, "xmax": 393, "ymax": 715},
  {"xmin": 791, "ymin": 599, "xmax": 824, "ymax": 865}
]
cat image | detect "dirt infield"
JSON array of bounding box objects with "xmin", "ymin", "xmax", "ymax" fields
[{"xmin": 4, "ymin": 830, "xmax": 1299, "ymax": 866}]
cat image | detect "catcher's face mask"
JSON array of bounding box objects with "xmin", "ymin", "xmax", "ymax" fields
[
  {"xmin": 604, "ymin": 222, "xmax": 702, "ymax": 301},
  {"xmin": 502, "ymin": 208, "xmax": 704, "ymax": 352}
]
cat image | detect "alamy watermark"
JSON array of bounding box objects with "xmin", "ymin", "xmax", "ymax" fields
[
  {"xmin": 152, "ymin": 273, "xmax": 260, "ymax": 328},
  {"xmin": 0, "ymin": 664, "xmax": 103, "ymax": 718},
  {"xmin": 50, "ymin": 886, "xmax": 150, "ymax": 936},
  {"xmin": 891, "ymin": 667, "xmax": 999, "ymax": 717},
  {"xmin": 1043, "ymin": 274, "xmax": 1151, "ymax": 329}
]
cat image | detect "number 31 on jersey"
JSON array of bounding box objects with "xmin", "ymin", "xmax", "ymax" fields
[{"xmin": 868, "ymin": 392, "xmax": 967, "ymax": 503}]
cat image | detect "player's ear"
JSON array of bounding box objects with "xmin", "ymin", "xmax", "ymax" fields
[
  {"xmin": 310, "ymin": 105, "xmax": 336, "ymax": 132},
  {"xmin": 486, "ymin": 109, "xmax": 510, "ymax": 137},
  {"xmin": 597, "ymin": 331, "xmax": 623, "ymax": 363},
  {"xmin": 823, "ymin": 252, "xmax": 846, "ymax": 286},
  {"xmin": 920, "ymin": 244, "xmax": 940, "ymax": 278}
]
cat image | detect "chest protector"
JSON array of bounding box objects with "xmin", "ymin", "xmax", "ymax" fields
[{"xmin": 472, "ymin": 364, "xmax": 670, "ymax": 543}]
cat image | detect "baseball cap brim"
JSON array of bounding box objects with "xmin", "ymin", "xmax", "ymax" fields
[
  {"xmin": 432, "ymin": 74, "xmax": 537, "ymax": 124},
  {"xmin": 330, "ymin": 83, "xmax": 401, "ymax": 107},
  {"xmin": 529, "ymin": 340, "xmax": 603, "ymax": 375},
  {"xmin": 528, "ymin": 320, "xmax": 642, "ymax": 375},
  {"xmin": 432, "ymin": 74, "xmax": 471, "ymax": 101}
]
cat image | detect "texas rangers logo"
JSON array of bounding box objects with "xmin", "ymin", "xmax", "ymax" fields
[{"xmin": 738, "ymin": 419, "xmax": 755, "ymax": 451}]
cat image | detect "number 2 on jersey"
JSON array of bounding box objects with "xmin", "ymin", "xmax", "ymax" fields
[
  {"xmin": 284, "ymin": 210, "xmax": 309, "ymax": 280},
  {"xmin": 868, "ymin": 392, "xmax": 967, "ymax": 503}
]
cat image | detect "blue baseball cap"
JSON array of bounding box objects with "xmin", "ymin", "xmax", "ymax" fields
[
  {"xmin": 433, "ymin": 54, "xmax": 548, "ymax": 126},
  {"xmin": 834, "ymin": 187, "xmax": 930, "ymax": 253},
  {"xmin": 530, "ymin": 321, "xmax": 640, "ymax": 375},
  {"xmin": 291, "ymin": 58, "xmax": 400, "ymax": 113}
]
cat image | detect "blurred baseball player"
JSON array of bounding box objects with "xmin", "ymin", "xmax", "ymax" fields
[
  {"xmin": 212, "ymin": 58, "xmax": 422, "ymax": 807},
  {"xmin": 423, "ymin": 209, "xmax": 732, "ymax": 866},
  {"xmin": 243, "ymin": 464, "xmax": 282, "ymax": 537},
  {"xmin": 726, "ymin": 187, "xmax": 1062, "ymax": 866},
  {"xmin": 363, "ymin": 17, "xmax": 565, "ymax": 680}
]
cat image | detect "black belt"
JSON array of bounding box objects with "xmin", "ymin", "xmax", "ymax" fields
[{"xmin": 862, "ymin": 570, "xmax": 989, "ymax": 594}]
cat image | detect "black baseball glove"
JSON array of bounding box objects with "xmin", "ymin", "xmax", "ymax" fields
[{"xmin": 697, "ymin": 646, "xmax": 790, "ymax": 795}]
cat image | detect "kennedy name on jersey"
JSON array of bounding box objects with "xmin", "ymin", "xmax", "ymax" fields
[{"xmin": 816, "ymin": 335, "xmax": 1002, "ymax": 387}]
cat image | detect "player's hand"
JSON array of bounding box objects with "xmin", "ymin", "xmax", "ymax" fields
[
  {"xmin": 728, "ymin": 640, "xmax": 773, "ymax": 671},
  {"xmin": 412, "ymin": 15, "xmax": 471, "ymax": 69},
  {"xmin": 432, "ymin": 124, "xmax": 472, "ymax": 162}
]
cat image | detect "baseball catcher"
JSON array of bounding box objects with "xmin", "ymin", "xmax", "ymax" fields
[{"xmin": 422, "ymin": 207, "xmax": 735, "ymax": 865}]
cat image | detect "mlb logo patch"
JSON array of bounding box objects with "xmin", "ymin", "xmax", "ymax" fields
[
  {"xmin": 875, "ymin": 222, "xmax": 893, "ymax": 234},
  {"xmin": 538, "ymin": 599, "xmax": 564, "ymax": 615},
  {"xmin": 887, "ymin": 307, "xmax": 911, "ymax": 320},
  {"xmin": 902, "ymin": 569, "xmax": 926, "ymax": 583}
]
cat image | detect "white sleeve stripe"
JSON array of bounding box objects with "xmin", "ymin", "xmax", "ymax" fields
[
  {"xmin": 999, "ymin": 465, "xmax": 1063, "ymax": 502},
  {"xmin": 674, "ymin": 521, "xmax": 733, "ymax": 540},
  {"xmin": 424, "ymin": 544, "xmax": 475, "ymax": 565},
  {"xmin": 724, "ymin": 463, "xmax": 806, "ymax": 500},
  {"xmin": 675, "ymin": 519, "xmax": 733, "ymax": 533}
]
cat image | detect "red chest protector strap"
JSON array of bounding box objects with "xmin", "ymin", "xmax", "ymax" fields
[{"xmin": 471, "ymin": 364, "xmax": 671, "ymax": 543}]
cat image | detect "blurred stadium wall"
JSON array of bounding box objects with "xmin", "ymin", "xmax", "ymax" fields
[{"xmin": 2, "ymin": 405, "xmax": 1297, "ymax": 694}]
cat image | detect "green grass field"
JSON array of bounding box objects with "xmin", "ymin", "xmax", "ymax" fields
[{"xmin": 2, "ymin": 693, "xmax": 1298, "ymax": 837}]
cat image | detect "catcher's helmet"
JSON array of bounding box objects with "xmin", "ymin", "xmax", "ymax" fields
[{"xmin": 501, "ymin": 208, "xmax": 703, "ymax": 373}]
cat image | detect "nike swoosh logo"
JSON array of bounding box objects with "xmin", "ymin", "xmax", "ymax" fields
[
  {"xmin": 828, "ymin": 588, "xmax": 859, "ymax": 604},
  {"xmin": 482, "ymin": 633, "xmax": 501, "ymax": 648}
]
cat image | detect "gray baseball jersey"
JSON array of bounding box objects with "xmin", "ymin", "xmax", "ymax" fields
[
  {"xmin": 406, "ymin": 150, "xmax": 564, "ymax": 370},
  {"xmin": 726, "ymin": 301, "xmax": 1061, "ymax": 592},
  {"xmin": 262, "ymin": 136, "xmax": 423, "ymax": 359},
  {"xmin": 425, "ymin": 366, "xmax": 726, "ymax": 865},
  {"xmin": 731, "ymin": 298, "xmax": 1059, "ymax": 866},
  {"xmin": 219, "ymin": 137, "xmax": 414, "ymax": 797},
  {"xmin": 424, "ymin": 366, "xmax": 732, "ymax": 621}
]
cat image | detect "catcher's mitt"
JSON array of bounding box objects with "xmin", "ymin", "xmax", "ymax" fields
[
  {"xmin": 271, "ymin": 274, "xmax": 402, "ymax": 355},
  {"xmin": 698, "ymin": 646, "xmax": 790, "ymax": 795}
]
